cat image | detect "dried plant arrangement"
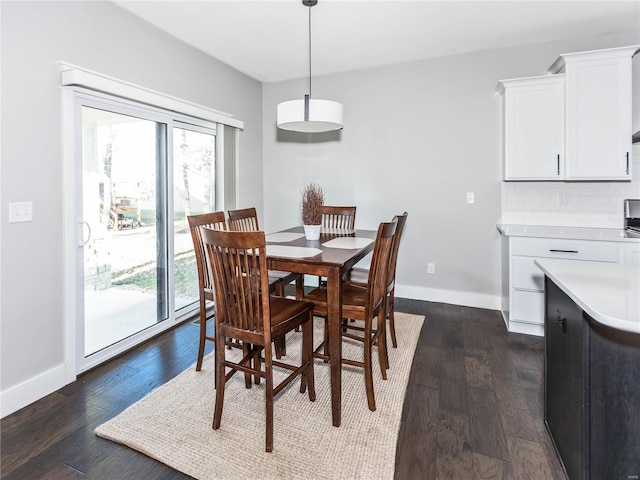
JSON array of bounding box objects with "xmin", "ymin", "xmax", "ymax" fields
[{"xmin": 300, "ymin": 183, "xmax": 324, "ymax": 225}]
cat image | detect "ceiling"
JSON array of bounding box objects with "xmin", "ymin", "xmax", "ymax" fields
[{"xmin": 113, "ymin": 1, "xmax": 640, "ymax": 83}]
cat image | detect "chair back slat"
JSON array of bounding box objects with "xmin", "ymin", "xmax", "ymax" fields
[
  {"xmin": 201, "ymin": 228, "xmax": 270, "ymax": 336},
  {"xmin": 321, "ymin": 206, "xmax": 356, "ymax": 230},
  {"xmin": 228, "ymin": 207, "xmax": 260, "ymax": 232},
  {"xmin": 366, "ymin": 219, "xmax": 397, "ymax": 317},
  {"xmin": 386, "ymin": 212, "xmax": 408, "ymax": 289},
  {"xmin": 187, "ymin": 212, "xmax": 227, "ymax": 293}
]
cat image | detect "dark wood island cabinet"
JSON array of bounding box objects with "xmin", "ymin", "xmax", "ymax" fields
[{"xmin": 537, "ymin": 259, "xmax": 640, "ymax": 480}]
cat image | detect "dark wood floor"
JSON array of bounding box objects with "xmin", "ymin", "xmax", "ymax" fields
[{"xmin": 1, "ymin": 299, "xmax": 566, "ymax": 480}]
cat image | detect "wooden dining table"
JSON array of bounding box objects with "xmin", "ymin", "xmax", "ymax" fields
[{"xmin": 265, "ymin": 226, "xmax": 377, "ymax": 427}]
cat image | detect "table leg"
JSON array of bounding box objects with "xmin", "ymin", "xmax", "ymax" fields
[{"xmin": 326, "ymin": 268, "xmax": 342, "ymax": 427}]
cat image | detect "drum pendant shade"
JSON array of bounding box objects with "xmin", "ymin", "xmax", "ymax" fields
[
  {"xmin": 277, "ymin": 98, "xmax": 343, "ymax": 133},
  {"xmin": 276, "ymin": 0, "xmax": 343, "ymax": 133}
]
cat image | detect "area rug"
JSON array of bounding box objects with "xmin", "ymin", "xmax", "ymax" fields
[{"xmin": 96, "ymin": 313, "xmax": 424, "ymax": 480}]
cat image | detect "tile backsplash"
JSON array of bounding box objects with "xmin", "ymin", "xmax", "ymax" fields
[{"xmin": 501, "ymin": 147, "xmax": 640, "ymax": 228}]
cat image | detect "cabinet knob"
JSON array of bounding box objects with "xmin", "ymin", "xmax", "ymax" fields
[{"xmin": 556, "ymin": 310, "xmax": 567, "ymax": 332}]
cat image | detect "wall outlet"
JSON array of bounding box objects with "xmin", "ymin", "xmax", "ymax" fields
[
  {"xmin": 9, "ymin": 202, "xmax": 33, "ymax": 223},
  {"xmin": 558, "ymin": 193, "xmax": 567, "ymax": 206},
  {"xmin": 427, "ymin": 263, "xmax": 435, "ymax": 274},
  {"xmin": 466, "ymin": 192, "xmax": 475, "ymax": 204}
]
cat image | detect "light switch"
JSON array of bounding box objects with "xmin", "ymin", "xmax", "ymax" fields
[
  {"xmin": 466, "ymin": 192, "xmax": 475, "ymax": 204},
  {"xmin": 9, "ymin": 202, "xmax": 33, "ymax": 223}
]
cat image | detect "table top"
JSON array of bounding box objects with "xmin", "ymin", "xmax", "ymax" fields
[
  {"xmin": 265, "ymin": 226, "xmax": 376, "ymax": 269},
  {"xmin": 535, "ymin": 258, "xmax": 640, "ymax": 334}
]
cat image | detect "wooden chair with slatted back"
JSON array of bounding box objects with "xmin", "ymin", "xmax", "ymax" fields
[
  {"xmin": 227, "ymin": 207, "xmax": 259, "ymax": 232},
  {"xmin": 202, "ymin": 228, "xmax": 316, "ymax": 452},
  {"xmin": 302, "ymin": 218, "xmax": 397, "ymax": 412},
  {"xmin": 317, "ymin": 205, "xmax": 357, "ymax": 287},
  {"xmin": 187, "ymin": 211, "xmax": 227, "ymax": 371},
  {"xmin": 228, "ymin": 207, "xmax": 304, "ymax": 357},
  {"xmin": 228, "ymin": 207, "xmax": 302, "ymax": 296},
  {"xmin": 347, "ymin": 212, "xmax": 408, "ymax": 352},
  {"xmin": 321, "ymin": 205, "xmax": 356, "ymax": 231}
]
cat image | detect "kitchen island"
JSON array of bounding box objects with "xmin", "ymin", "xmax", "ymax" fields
[{"xmin": 535, "ymin": 259, "xmax": 639, "ymax": 480}]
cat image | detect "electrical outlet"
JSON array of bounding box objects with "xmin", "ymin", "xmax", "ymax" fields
[
  {"xmin": 466, "ymin": 192, "xmax": 475, "ymax": 204},
  {"xmin": 9, "ymin": 202, "xmax": 33, "ymax": 223},
  {"xmin": 427, "ymin": 263, "xmax": 435, "ymax": 274},
  {"xmin": 558, "ymin": 193, "xmax": 567, "ymax": 206}
]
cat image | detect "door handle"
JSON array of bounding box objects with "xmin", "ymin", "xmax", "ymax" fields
[
  {"xmin": 78, "ymin": 221, "xmax": 91, "ymax": 247},
  {"xmin": 556, "ymin": 310, "xmax": 566, "ymax": 333}
]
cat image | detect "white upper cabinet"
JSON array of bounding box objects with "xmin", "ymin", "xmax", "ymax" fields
[
  {"xmin": 499, "ymin": 45, "xmax": 639, "ymax": 181},
  {"xmin": 497, "ymin": 75, "xmax": 565, "ymax": 180},
  {"xmin": 549, "ymin": 46, "xmax": 639, "ymax": 180}
]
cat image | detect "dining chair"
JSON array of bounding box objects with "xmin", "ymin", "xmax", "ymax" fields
[
  {"xmin": 347, "ymin": 212, "xmax": 408, "ymax": 351},
  {"xmin": 228, "ymin": 207, "xmax": 303, "ymax": 357},
  {"xmin": 317, "ymin": 205, "xmax": 357, "ymax": 286},
  {"xmin": 187, "ymin": 211, "xmax": 228, "ymax": 372},
  {"xmin": 321, "ymin": 205, "xmax": 356, "ymax": 231},
  {"xmin": 201, "ymin": 228, "xmax": 316, "ymax": 452},
  {"xmin": 228, "ymin": 207, "xmax": 303, "ymax": 297},
  {"xmin": 302, "ymin": 218, "xmax": 397, "ymax": 412}
]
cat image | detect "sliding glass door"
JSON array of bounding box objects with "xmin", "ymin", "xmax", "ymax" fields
[
  {"xmin": 76, "ymin": 97, "xmax": 216, "ymax": 372},
  {"xmin": 173, "ymin": 126, "xmax": 216, "ymax": 313},
  {"xmin": 81, "ymin": 105, "xmax": 169, "ymax": 360}
]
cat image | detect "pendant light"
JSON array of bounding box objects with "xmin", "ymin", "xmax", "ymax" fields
[{"xmin": 277, "ymin": 0, "xmax": 343, "ymax": 133}]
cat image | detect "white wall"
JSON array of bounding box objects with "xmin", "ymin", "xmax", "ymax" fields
[
  {"xmin": 262, "ymin": 31, "xmax": 640, "ymax": 309},
  {"xmin": 0, "ymin": 1, "xmax": 263, "ymax": 416}
]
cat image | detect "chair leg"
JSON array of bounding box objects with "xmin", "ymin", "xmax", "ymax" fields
[
  {"xmin": 323, "ymin": 317, "xmax": 329, "ymax": 361},
  {"xmin": 363, "ymin": 331, "xmax": 376, "ymax": 412},
  {"xmin": 377, "ymin": 315, "xmax": 388, "ymax": 380},
  {"xmin": 265, "ymin": 349, "xmax": 274, "ymax": 452},
  {"xmin": 242, "ymin": 343, "xmax": 253, "ymax": 388},
  {"xmin": 212, "ymin": 333, "xmax": 226, "ymax": 430},
  {"xmin": 274, "ymin": 336, "xmax": 286, "ymax": 359},
  {"xmin": 274, "ymin": 280, "xmax": 287, "ymax": 357},
  {"xmin": 388, "ymin": 290, "xmax": 397, "ymax": 348},
  {"xmin": 295, "ymin": 275, "xmax": 303, "ymax": 301},
  {"xmin": 300, "ymin": 311, "xmax": 316, "ymax": 401},
  {"xmin": 196, "ymin": 299, "xmax": 207, "ymax": 372},
  {"xmin": 294, "ymin": 275, "xmax": 304, "ymax": 332},
  {"xmin": 254, "ymin": 347, "xmax": 262, "ymax": 385}
]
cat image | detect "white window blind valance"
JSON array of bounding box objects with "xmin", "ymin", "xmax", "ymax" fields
[{"xmin": 59, "ymin": 62, "xmax": 244, "ymax": 130}]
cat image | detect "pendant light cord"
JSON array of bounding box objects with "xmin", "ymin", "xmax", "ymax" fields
[{"xmin": 308, "ymin": 5, "xmax": 312, "ymax": 99}]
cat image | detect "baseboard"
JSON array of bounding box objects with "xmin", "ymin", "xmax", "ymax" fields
[
  {"xmin": 506, "ymin": 321, "xmax": 544, "ymax": 337},
  {"xmin": 1, "ymin": 364, "xmax": 69, "ymax": 418},
  {"xmin": 395, "ymin": 284, "xmax": 501, "ymax": 311}
]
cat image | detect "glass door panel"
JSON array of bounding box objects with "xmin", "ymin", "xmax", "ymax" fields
[
  {"xmin": 173, "ymin": 126, "xmax": 216, "ymax": 313},
  {"xmin": 81, "ymin": 106, "xmax": 168, "ymax": 357}
]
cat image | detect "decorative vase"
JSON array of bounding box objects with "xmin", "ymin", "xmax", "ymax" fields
[{"xmin": 303, "ymin": 224, "xmax": 321, "ymax": 241}]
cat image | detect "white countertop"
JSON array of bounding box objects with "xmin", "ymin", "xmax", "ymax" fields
[
  {"xmin": 497, "ymin": 224, "xmax": 640, "ymax": 242},
  {"xmin": 535, "ymin": 258, "xmax": 640, "ymax": 334}
]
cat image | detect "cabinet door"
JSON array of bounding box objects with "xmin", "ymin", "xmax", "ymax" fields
[
  {"xmin": 623, "ymin": 242, "xmax": 640, "ymax": 266},
  {"xmin": 544, "ymin": 279, "xmax": 588, "ymax": 480},
  {"xmin": 502, "ymin": 77, "xmax": 564, "ymax": 180},
  {"xmin": 565, "ymin": 56, "xmax": 632, "ymax": 180}
]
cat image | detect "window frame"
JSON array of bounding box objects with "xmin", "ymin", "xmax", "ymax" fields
[{"xmin": 62, "ymin": 70, "xmax": 238, "ymax": 376}]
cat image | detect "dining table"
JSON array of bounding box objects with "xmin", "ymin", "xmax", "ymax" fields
[{"xmin": 265, "ymin": 226, "xmax": 377, "ymax": 427}]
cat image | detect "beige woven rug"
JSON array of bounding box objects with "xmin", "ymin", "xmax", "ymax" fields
[{"xmin": 96, "ymin": 313, "xmax": 424, "ymax": 480}]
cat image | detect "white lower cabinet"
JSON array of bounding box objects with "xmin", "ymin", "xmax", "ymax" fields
[
  {"xmin": 502, "ymin": 237, "xmax": 624, "ymax": 336},
  {"xmin": 623, "ymin": 242, "xmax": 640, "ymax": 266}
]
